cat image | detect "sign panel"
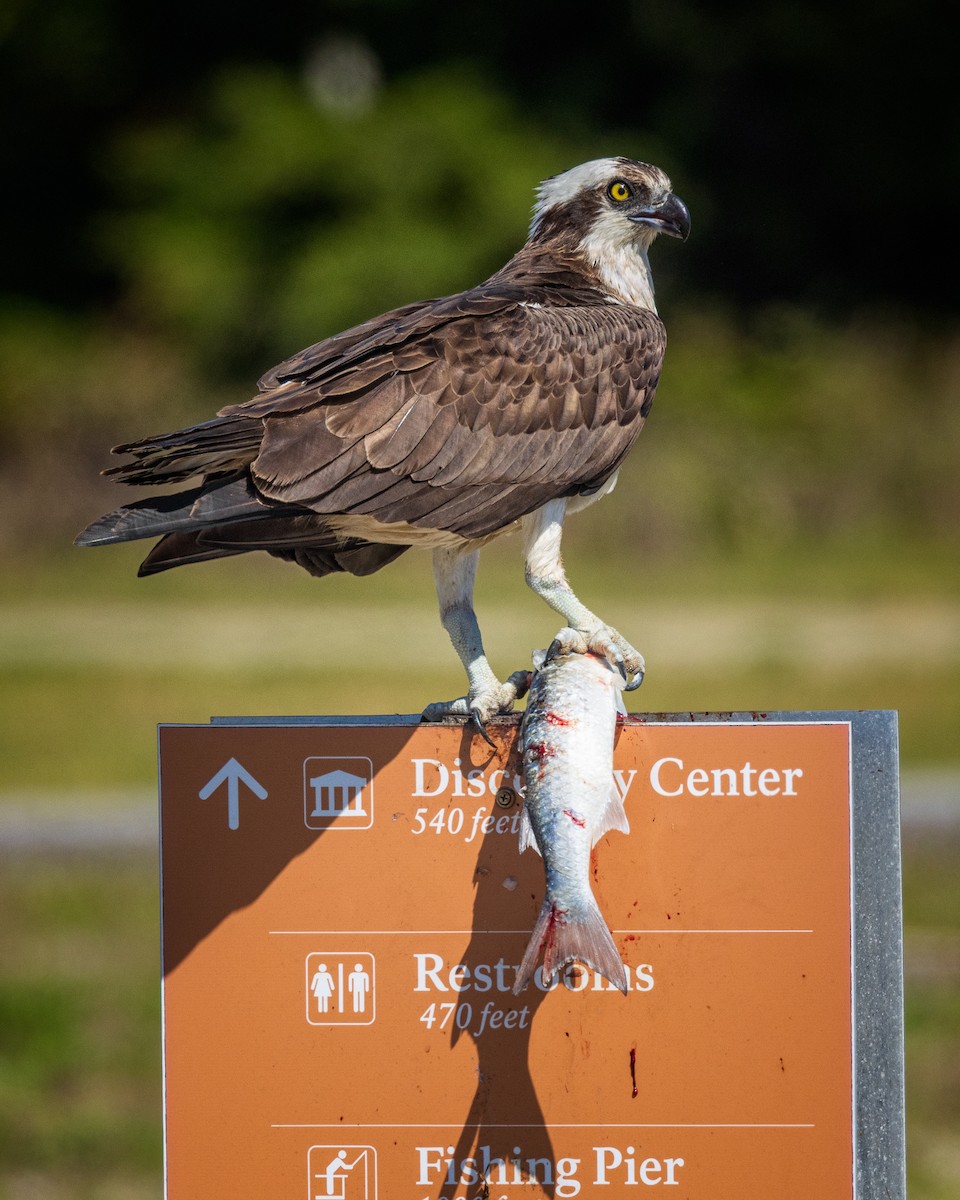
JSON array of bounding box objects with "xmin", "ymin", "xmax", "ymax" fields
[{"xmin": 158, "ymin": 712, "xmax": 903, "ymax": 1199}]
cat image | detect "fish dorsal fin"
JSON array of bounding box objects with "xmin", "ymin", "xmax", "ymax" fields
[
  {"xmin": 518, "ymin": 802, "xmax": 541, "ymax": 856},
  {"xmin": 591, "ymin": 780, "xmax": 630, "ymax": 847},
  {"xmin": 531, "ymin": 647, "xmax": 548, "ymax": 671}
]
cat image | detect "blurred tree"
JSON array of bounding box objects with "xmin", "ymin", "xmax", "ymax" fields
[
  {"xmin": 0, "ymin": 0, "xmax": 956, "ymax": 558},
  {"xmin": 1, "ymin": 0, "xmax": 954, "ymax": 322},
  {"xmin": 96, "ymin": 63, "xmax": 589, "ymax": 375}
]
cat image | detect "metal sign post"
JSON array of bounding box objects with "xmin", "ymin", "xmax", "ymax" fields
[{"xmin": 158, "ymin": 711, "xmax": 904, "ymax": 1199}]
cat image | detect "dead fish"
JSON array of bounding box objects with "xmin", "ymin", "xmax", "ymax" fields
[{"xmin": 513, "ymin": 628, "xmax": 630, "ymax": 994}]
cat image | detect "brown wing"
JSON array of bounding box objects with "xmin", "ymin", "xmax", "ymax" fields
[{"xmin": 248, "ymin": 297, "xmax": 665, "ymax": 541}]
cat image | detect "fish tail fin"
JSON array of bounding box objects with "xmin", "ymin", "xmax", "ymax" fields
[{"xmin": 513, "ymin": 897, "xmax": 628, "ymax": 995}]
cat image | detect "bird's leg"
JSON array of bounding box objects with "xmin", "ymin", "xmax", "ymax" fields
[
  {"xmin": 421, "ymin": 545, "xmax": 531, "ymax": 733},
  {"xmin": 523, "ymin": 500, "xmax": 645, "ymax": 689}
]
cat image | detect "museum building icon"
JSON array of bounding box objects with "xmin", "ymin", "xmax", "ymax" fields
[{"xmin": 303, "ymin": 756, "xmax": 374, "ymax": 829}]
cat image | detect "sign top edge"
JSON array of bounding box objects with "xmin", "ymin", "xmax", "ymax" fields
[{"xmin": 151, "ymin": 710, "xmax": 898, "ymax": 730}]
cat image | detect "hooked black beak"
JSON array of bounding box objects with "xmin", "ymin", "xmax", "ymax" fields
[{"xmin": 629, "ymin": 192, "xmax": 691, "ymax": 241}]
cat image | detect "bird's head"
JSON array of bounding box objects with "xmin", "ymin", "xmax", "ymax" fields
[
  {"xmin": 530, "ymin": 157, "xmax": 690, "ymax": 247},
  {"xmin": 528, "ymin": 157, "xmax": 689, "ymax": 308}
]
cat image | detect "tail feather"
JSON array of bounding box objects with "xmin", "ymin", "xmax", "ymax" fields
[
  {"xmin": 75, "ymin": 474, "xmax": 274, "ymax": 548},
  {"xmin": 513, "ymin": 897, "xmax": 628, "ymax": 995},
  {"xmin": 134, "ymin": 523, "xmax": 410, "ymax": 579},
  {"xmin": 104, "ymin": 414, "xmax": 263, "ymax": 486},
  {"xmin": 75, "ymin": 486, "xmax": 207, "ymax": 547},
  {"xmin": 136, "ymin": 532, "xmax": 247, "ymax": 576}
]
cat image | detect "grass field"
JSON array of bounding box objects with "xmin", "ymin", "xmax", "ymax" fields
[
  {"xmin": 1, "ymin": 536, "xmax": 957, "ymax": 1197},
  {"xmin": 1, "ymin": 534, "xmax": 958, "ymax": 792}
]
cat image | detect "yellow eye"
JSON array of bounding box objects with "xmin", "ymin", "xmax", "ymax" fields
[{"xmin": 608, "ymin": 180, "xmax": 632, "ymax": 202}]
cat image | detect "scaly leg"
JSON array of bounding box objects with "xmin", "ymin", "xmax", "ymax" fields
[
  {"xmin": 421, "ymin": 545, "xmax": 531, "ymax": 735},
  {"xmin": 522, "ymin": 499, "xmax": 645, "ymax": 689}
]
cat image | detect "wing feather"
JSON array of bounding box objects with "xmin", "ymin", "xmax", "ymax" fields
[
  {"xmin": 99, "ymin": 280, "xmax": 665, "ymax": 547},
  {"xmin": 363, "ymin": 394, "xmax": 445, "ymax": 470},
  {"xmin": 248, "ymin": 299, "xmax": 664, "ymax": 537}
]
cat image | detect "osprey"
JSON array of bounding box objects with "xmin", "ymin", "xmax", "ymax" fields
[{"xmin": 77, "ymin": 157, "xmax": 689, "ymax": 736}]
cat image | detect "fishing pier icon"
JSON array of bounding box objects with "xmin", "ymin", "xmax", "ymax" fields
[
  {"xmin": 308, "ymin": 1145, "xmax": 377, "ymax": 1200},
  {"xmin": 304, "ymin": 757, "xmax": 375, "ymax": 830}
]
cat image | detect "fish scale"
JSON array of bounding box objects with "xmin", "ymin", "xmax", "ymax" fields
[{"xmin": 513, "ymin": 636, "xmax": 631, "ymax": 994}]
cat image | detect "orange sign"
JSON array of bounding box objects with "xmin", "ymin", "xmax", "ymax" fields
[{"xmin": 159, "ymin": 716, "xmax": 858, "ymax": 1199}]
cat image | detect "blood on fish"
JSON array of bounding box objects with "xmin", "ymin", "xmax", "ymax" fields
[
  {"xmin": 542, "ymin": 903, "xmax": 569, "ymax": 955},
  {"xmin": 513, "ymin": 641, "xmax": 631, "ymax": 996}
]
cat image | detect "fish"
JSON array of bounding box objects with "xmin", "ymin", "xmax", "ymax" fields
[{"xmin": 512, "ymin": 627, "xmax": 631, "ymax": 995}]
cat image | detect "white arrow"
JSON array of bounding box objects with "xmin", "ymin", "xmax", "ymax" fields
[{"xmin": 198, "ymin": 758, "xmax": 268, "ymax": 830}]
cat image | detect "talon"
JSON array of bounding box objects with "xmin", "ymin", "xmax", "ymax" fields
[
  {"xmin": 507, "ymin": 669, "xmax": 534, "ymax": 701},
  {"xmin": 573, "ymin": 624, "xmax": 644, "ymax": 688},
  {"xmin": 424, "ymin": 672, "xmax": 526, "ymax": 729},
  {"xmin": 545, "ymin": 627, "xmax": 588, "ymax": 664},
  {"xmin": 468, "ymin": 707, "xmax": 496, "ymax": 748},
  {"xmin": 421, "ymin": 696, "xmax": 469, "ymax": 721},
  {"xmin": 595, "ymin": 639, "xmax": 626, "ymax": 678}
]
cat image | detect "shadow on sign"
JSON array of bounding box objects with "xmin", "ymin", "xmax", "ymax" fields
[{"xmin": 442, "ymin": 723, "xmax": 559, "ymax": 1194}]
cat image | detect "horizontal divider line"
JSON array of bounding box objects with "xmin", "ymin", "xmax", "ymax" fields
[
  {"xmin": 269, "ymin": 928, "xmax": 815, "ymax": 936},
  {"xmin": 274, "ymin": 1122, "xmax": 816, "ymax": 1129}
]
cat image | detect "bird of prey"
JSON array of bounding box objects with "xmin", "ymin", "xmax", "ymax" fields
[{"xmin": 77, "ymin": 156, "xmax": 689, "ymax": 735}]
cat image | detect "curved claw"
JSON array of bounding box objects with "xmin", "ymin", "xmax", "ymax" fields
[
  {"xmin": 506, "ymin": 668, "xmax": 534, "ymax": 701},
  {"xmin": 421, "ymin": 696, "xmax": 469, "ymax": 721},
  {"xmin": 606, "ymin": 645, "xmax": 628, "ymax": 682},
  {"xmin": 546, "ymin": 637, "xmax": 564, "ymax": 664},
  {"xmin": 468, "ymin": 707, "xmax": 496, "ymax": 748},
  {"xmin": 547, "ymin": 627, "xmax": 631, "ymax": 684},
  {"xmin": 545, "ymin": 627, "xmax": 588, "ymax": 664},
  {"xmin": 423, "ymin": 669, "xmax": 530, "ymax": 734},
  {"xmin": 625, "ymin": 668, "xmax": 645, "ymax": 691}
]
